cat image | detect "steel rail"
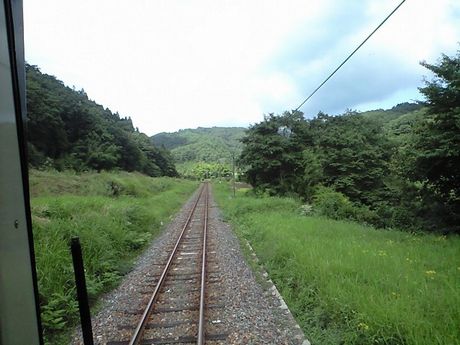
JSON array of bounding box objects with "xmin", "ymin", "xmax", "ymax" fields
[
  {"xmin": 128, "ymin": 184, "xmax": 206, "ymax": 345},
  {"xmin": 197, "ymin": 182, "xmax": 209, "ymax": 345}
]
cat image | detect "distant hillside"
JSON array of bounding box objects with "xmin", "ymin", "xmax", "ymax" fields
[
  {"xmin": 150, "ymin": 103, "xmax": 424, "ymax": 167},
  {"xmin": 359, "ymin": 102, "xmax": 427, "ymax": 144},
  {"xmin": 360, "ymin": 102, "xmax": 424, "ymax": 124},
  {"xmin": 151, "ymin": 127, "xmax": 246, "ymax": 164},
  {"xmin": 26, "ymin": 65, "xmax": 177, "ymax": 176}
]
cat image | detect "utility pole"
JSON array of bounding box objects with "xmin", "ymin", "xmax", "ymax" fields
[{"xmin": 232, "ymin": 152, "xmax": 236, "ymax": 197}]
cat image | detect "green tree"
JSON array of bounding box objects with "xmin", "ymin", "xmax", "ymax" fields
[
  {"xmin": 411, "ymin": 51, "xmax": 460, "ymax": 231},
  {"xmin": 310, "ymin": 111, "xmax": 391, "ymax": 205},
  {"xmin": 239, "ymin": 111, "xmax": 311, "ymax": 195},
  {"xmin": 85, "ymin": 131, "xmax": 120, "ymax": 172},
  {"xmin": 26, "ymin": 66, "xmax": 68, "ymax": 158},
  {"xmin": 26, "ymin": 64, "xmax": 177, "ymax": 176},
  {"xmin": 300, "ymin": 148, "xmax": 323, "ymax": 200}
]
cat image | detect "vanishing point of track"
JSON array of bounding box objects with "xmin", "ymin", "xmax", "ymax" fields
[{"xmin": 108, "ymin": 182, "xmax": 227, "ymax": 345}]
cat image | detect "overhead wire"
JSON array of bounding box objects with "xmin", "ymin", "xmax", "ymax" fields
[{"xmin": 294, "ymin": 0, "xmax": 407, "ymax": 112}]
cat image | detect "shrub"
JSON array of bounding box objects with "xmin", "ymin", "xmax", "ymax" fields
[
  {"xmin": 313, "ymin": 186, "xmax": 354, "ymax": 219},
  {"xmin": 313, "ymin": 186, "xmax": 378, "ymax": 225}
]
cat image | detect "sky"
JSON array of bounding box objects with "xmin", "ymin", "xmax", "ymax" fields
[{"xmin": 24, "ymin": 0, "xmax": 460, "ymax": 135}]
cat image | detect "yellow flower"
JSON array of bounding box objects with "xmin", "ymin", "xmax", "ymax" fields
[
  {"xmin": 358, "ymin": 322, "xmax": 369, "ymax": 331},
  {"xmin": 425, "ymin": 270, "xmax": 436, "ymax": 279},
  {"xmin": 378, "ymin": 250, "xmax": 387, "ymax": 257}
]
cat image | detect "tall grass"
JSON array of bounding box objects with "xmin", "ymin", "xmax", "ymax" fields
[
  {"xmin": 213, "ymin": 183, "xmax": 460, "ymax": 345},
  {"xmin": 30, "ymin": 170, "xmax": 197, "ymax": 344}
]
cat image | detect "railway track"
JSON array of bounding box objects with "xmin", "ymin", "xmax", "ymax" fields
[{"xmin": 108, "ymin": 182, "xmax": 227, "ymax": 345}]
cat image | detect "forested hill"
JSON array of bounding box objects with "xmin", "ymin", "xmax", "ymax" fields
[
  {"xmin": 150, "ymin": 105, "xmax": 422, "ymax": 179},
  {"xmin": 360, "ymin": 102, "xmax": 424, "ymax": 122},
  {"xmin": 357, "ymin": 102, "xmax": 424, "ymax": 129},
  {"xmin": 26, "ymin": 65, "xmax": 177, "ymax": 176},
  {"xmin": 150, "ymin": 104, "xmax": 422, "ymax": 166},
  {"xmin": 237, "ymin": 50, "xmax": 460, "ymax": 233},
  {"xmin": 151, "ymin": 127, "xmax": 246, "ymax": 164}
]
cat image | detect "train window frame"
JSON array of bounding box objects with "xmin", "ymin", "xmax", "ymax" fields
[{"xmin": 0, "ymin": 0, "xmax": 43, "ymax": 343}]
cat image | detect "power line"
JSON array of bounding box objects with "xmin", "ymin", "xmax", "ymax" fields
[{"xmin": 294, "ymin": 0, "xmax": 407, "ymax": 112}]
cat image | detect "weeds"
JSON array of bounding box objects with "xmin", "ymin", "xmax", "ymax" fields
[
  {"xmin": 30, "ymin": 170, "xmax": 197, "ymax": 344},
  {"xmin": 214, "ymin": 183, "xmax": 460, "ymax": 345}
]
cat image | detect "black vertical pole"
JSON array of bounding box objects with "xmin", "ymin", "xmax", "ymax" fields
[
  {"xmin": 232, "ymin": 152, "xmax": 236, "ymax": 197},
  {"xmin": 70, "ymin": 237, "xmax": 94, "ymax": 345}
]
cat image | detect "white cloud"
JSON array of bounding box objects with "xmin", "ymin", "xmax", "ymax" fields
[{"xmin": 24, "ymin": 0, "xmax": 460, "ymax": 134}]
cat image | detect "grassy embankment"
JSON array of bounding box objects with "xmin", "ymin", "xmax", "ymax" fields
[
  {"xmin": 30, "ymin": 170, "xmax": 197, "ymax": 344},
  {"xmin": 213, "ymin": 183, "xmax": 460, "ymax": 345}
]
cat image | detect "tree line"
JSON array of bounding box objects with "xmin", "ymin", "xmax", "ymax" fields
[
  {"xmin": 239, "ymin": 51, "xmax": 459, "ymax": 233},
  {"xmin": 152, "ymin": 126, "xmax": 244, "ymax": 179},
  {"xmin": 152, "ymin": 127, "xmax": 244, "ymax": 164},
  {"xmin": 26, "ymin": 64, "xmax": 177, "ymax": 177}
]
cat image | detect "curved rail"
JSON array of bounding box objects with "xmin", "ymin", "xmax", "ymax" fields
[{"xmin": 128, "ymin": 183, "xmax": 206, "ymax": 345}]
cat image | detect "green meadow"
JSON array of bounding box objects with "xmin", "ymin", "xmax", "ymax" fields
[
  {"xmin": 213, "ymin": 183, "xmax": 460, "ymax": 345},
  {"xmin": 30, "ymin": 170, "xmax": 197, "ymax": 344}
]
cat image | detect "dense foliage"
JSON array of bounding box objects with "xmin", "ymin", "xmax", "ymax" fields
[
  {"xmin": 239, "ymin": 51, "xmax": 460, "ymax": 233},
  {"xmin": 151, "ymin": 127, "xmax": 245, "ymax": 163},
  {"xmin": 179, "ymin": 162, "xmax": 232, "ymax": 179},
  {"xmin": 26, "ymin": 65, "xmax": 177, "ymax": 176},
  {"xmin": 152, "ymin": 127, "xmax": 244, "ymax": 178},
  {"xmin": 410, "ymin": 54, "xmax": 460, "ymax": 229}
]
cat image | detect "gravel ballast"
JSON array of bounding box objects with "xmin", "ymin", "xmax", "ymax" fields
[{"xmin": 72, "ymin": 185, "xmax": 309, "ymax": 344}]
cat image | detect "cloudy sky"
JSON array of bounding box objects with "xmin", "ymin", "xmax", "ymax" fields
[{"xmin": 24, "ymin": 0, "xmax": 460, "ymax": 135}]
